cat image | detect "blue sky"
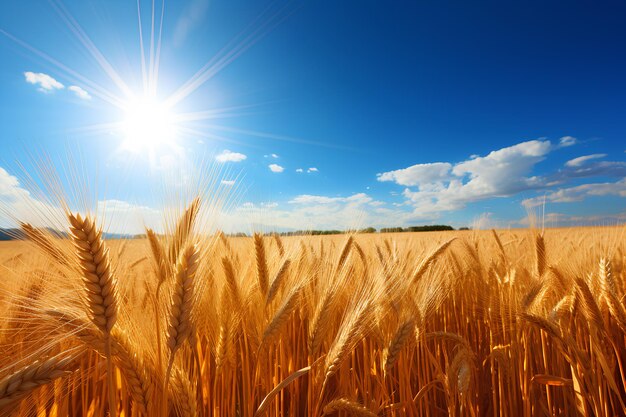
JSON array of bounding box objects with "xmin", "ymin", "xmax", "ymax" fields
[{"xmin": 0, "ymin": 0, "xmax": 625, "ymax": 233}]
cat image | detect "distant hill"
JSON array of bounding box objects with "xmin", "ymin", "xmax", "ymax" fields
[{"xmin": 0, "ymin": 229, "xmax": 23, "ymax": 241}]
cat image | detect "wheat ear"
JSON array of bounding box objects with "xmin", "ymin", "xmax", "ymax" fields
[
  {"xmin": 308, "ymin": 289, "xmax": 336, "ymax": 356},
  {"xmin": 266, "ymin": 258, "xmax": 291, "ymax": 306},
  {"xmin": 384, "ymin": 318, "xmax": 414, "ymax": 373},
  {"xmin": 412, "ymin": 238, "xmax": 455, "ymax": 284},
  {"xmin": 574, "ymin": 277, "xmax": 606, "ymax": 333},
  {"xmin": 68, "ymin": 212, "xmax": 118, "ymax": 416},
  {"xmin": 262, "ymin": 285, "xmax": 302, "ymax": 345},
  {"xmin": 161, "ymin": 243, "xmax": 199, "ymax": 416},
  {"xmin": 0, "ymin": 349, "xmax": 83, "ymax": 409},
  {"xmin": 44, "ymin": 309, "xmax": 154, "ymax": 414},
  {"xmin": 112, "ymin": 330, "xmax": 155, "ymax": 415},
  {"xmin": 323, "ymin": 398, "xmax": 377, "ymax": 417},
  {"xmin": 146, "ymin": 228, "xmax": 169, "ymax": 287},
  {"xmin": 68, "ymin": 213, "xmax": 118, "ymax": 333},
  {"xmin": 169, "ymin": 197, "xmax": 201, "ymax": 264},
  {"xmin": 336, "ymin": 235, "xmax": 354, "ymax": 271},
  {"xmin": 324, "ymin": 300, "xmax": 371, "ymax": 384},
  {"xmin": 171, "ymin": 367, "xmax": 197, "ymax": 417},
  {"xmin": 254, "ymin": 233, "xmax": 269, "ymax": 296},
  {"xmin": 222, "ymin": 256, "xmax": 242, "ymax": 308},
  {"xmin": 535, "ymin": 232, "xmax": 546, "ymax": 277},
  {"xmin": 273, "ymin": 233, "xmax": 285, "ymax": 256},
  {"xmin": 165, "ymin": 243, "xmax": 200, "ymax": 379}
]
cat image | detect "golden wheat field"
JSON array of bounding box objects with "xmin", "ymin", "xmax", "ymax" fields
[{"xmin": 0, "ymin": 201, "xmax": 625, "ymax": 417}]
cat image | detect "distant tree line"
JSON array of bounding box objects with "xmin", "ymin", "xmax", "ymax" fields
[
  {"xmin": 253, "ymin": 224, "xmax": 458, "ymax": 237},
  {"xmin": 220, "ymin": 225, "xmax": 466, "ymax": 238},
  {"xmin": 275, "ymin": 230, "xmax": 345, "ymax": 236},
  {"xmin": 379, "ymin": 225, "xmax": 455, "ymax": 233}
]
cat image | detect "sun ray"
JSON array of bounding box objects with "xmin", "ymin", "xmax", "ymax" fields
[
  {"xmin": 177, "ymin": 126, "xmax": 264, "ymax": 150},
  {"xmin": 63, "ymin": 122, "xmax": 124, "ymax": 135},
  {"xmin": 197, "ymin": 123, "xmax": 355, "ymax": 150},
  {"xmin": 0, "ymin": 29, "xmax": 125, "ymax": 108},
  {"xmin": 171, "ymin": 103, "xmax": 268, "ymax": 123},
  {"xmin": 136, "ymin": 0, "xmax": 149, "ymax": 93},
  {"xmin": 152, "ymin": 0, "xmax": 166, "ymax": 96},
  {"xmin": 5, "ymin": 1, "xmax": 312, "ymax": 160},
  {"xmin": 48, "ymin": 0, "xmax": 134, "ymax": 98},
  {"xmin": 148, "ymin": 0, "xmax": 156, "ymax": 94},
  {"xmin": 165, "ymin": 2, "xmax": 296, "ymax": 108}
]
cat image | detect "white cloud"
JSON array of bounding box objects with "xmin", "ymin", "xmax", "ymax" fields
[
  {"xmin": 97, "ymin": 200, "xmax": 161, "ymax": 234},
  {"xmin": 216, "ymin": 150, "xmax": 247, "ymax": 163},
  {"xmin": 269, "ymin": 164, "xmax": 284, "ymax": 173},
  {"xmin": 377, "ymin": 162, "xmax": 452, "ymax": 186},
  {"xmin": 68, "ymin": 85, "xmax": 91, "ymax": 100},
  {"xmin": 0, "ymin": 166, "xmax": 161, "ymax": 234},
  {"xmin": 221, "ymin": 180, "xmax": 235, "ymax": 186},
  {"xmin": 0, "ymin": 167, "xmax": 66, "ymax": 228},
  {"xmin": 218, "ymin": 192, "xmax": 420, "ymax": 232},
  {"xmin": 565, "ymin": 154, "xmax": 607, "ymax": 167},
  {"xmin": 0, "ymin": 167, "xmax": 21, "ymax": 196},
  {"xmin": 517, "ymin": 211, "xmax": 626, "ymax": 227},
  {"xmin": 24, "ymin": 71, "xmax": 64, "ymax": 92},
  {"xmin": 378, "ymin": 139, "xmax": 553, "ymax": 216},
  {"xmin": 522, "ymin": 178, "xmax": 626, "ymax": 207},
  {"xmin": 378, "ymin": 138, "xmax": 626, "ymax": 217},
  {"xmin": 558, "ymin": 136, "xmax": 577, "ymax": 147},
  {"xmin": 555, "ymin": 160, "xmax": 626, "ymax": 180},
  {"xmin": 271, "ymin": 153, "xmax": 279, "ymax": 158},
  {"xmin": 290, "ymin": 193, "xmax": 372, "ymax": 205},
  {"xmin": 290, "ymin": 195, "xmax": 343, "ymax": 205},
  {"xmin": 295, "ymin": 168, "xmax": 304, "ymax": 173},
  {"xmin": 307, "ymin": 167, "xmax": 318, "ymax": 173}
]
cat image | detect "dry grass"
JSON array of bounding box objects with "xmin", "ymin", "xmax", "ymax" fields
[{"xmin": 0, "ymin": 203, "xmax": 625, "ymax": 416}]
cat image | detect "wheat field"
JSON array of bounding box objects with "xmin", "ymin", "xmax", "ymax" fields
[{"xmin": 0, "ymin": 199, "xmax": 625, "ymax": 416}]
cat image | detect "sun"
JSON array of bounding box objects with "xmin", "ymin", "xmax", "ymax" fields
[{"xmin": 120, "ymin": 96, "xmax": 178, "ymax": 152}]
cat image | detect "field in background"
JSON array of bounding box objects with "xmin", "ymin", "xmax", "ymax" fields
[{"xmin": 0, "ymin": 222, "xmax": 625, "ymax": 416}]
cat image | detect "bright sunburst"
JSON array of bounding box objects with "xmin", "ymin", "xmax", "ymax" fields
[
  {"xmin": 1, "ymin": 0, "xmax": 295, "ymax": 165},
  {"xmin": 120, "ymin": 96, "xmax": 177, "ymax": 153}
]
